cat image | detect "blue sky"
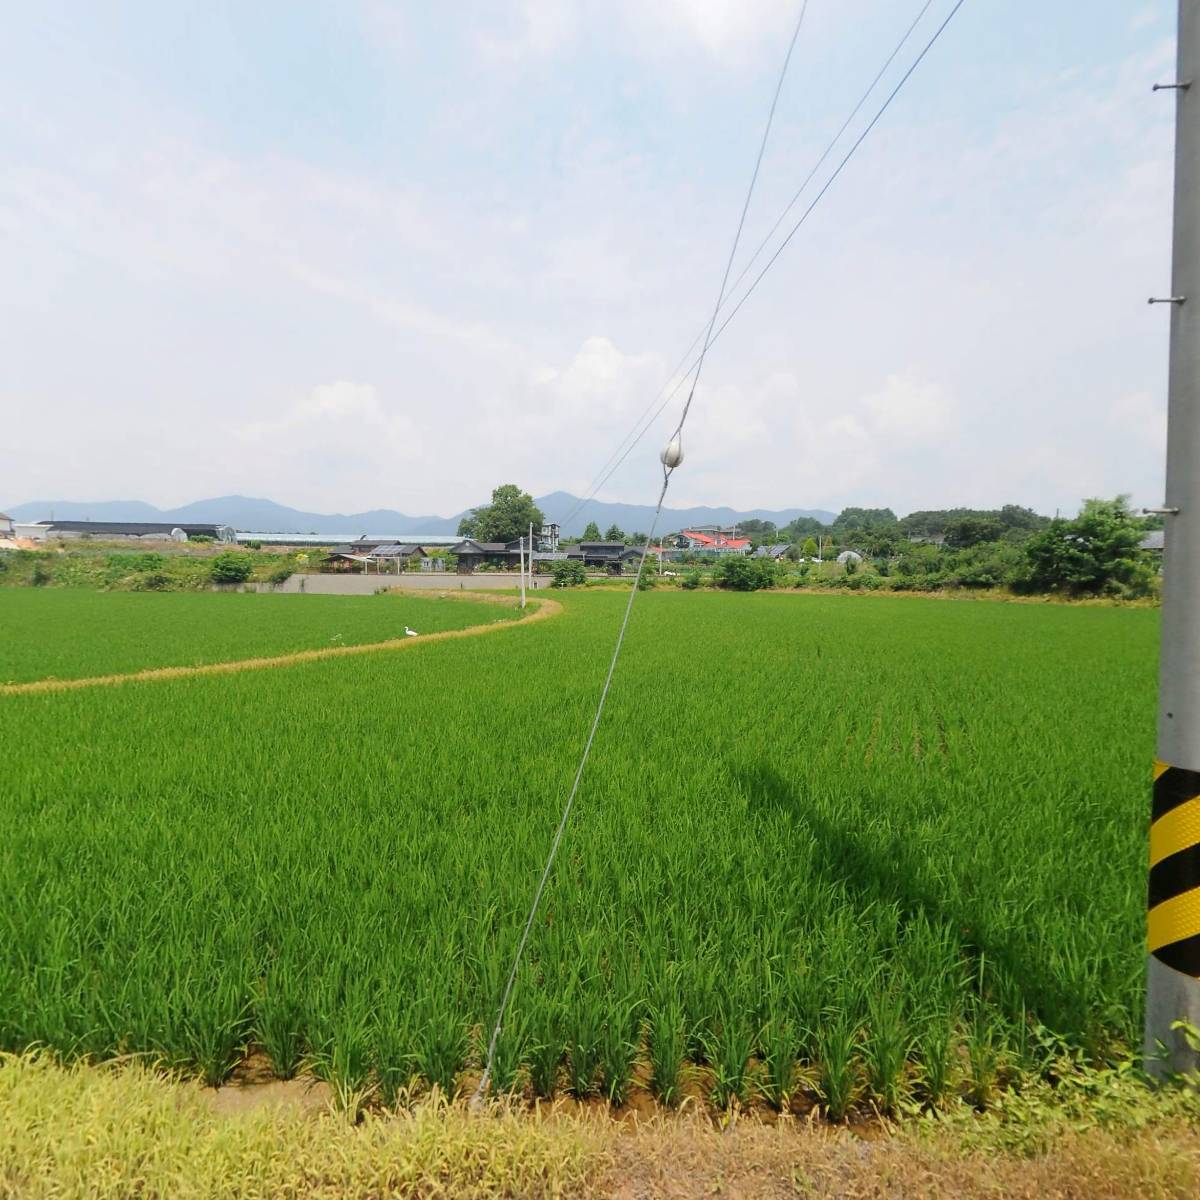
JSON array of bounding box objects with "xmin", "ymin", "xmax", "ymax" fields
[{"xmin": 0, "ymin": 1, "xmax": 1178, "ymax": 518}]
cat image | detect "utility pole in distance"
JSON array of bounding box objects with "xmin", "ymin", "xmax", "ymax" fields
[{"xmin": 1147, "ymin": 0, "xmax": 1200, "ymax": 1079}]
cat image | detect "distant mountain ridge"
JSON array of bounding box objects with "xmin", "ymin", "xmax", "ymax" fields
[{"xmin": 4, "ymin": 494, "xmax": 836, "ymax": 538}]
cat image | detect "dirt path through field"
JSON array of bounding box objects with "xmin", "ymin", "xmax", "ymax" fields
[{"xmin": 1, "ymin": 593, "xmax": 562, "ymax": 695}]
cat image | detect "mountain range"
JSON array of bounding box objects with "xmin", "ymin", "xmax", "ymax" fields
[{"xmin": 4, "ymin": 493, "xmax": 836, "ymax": 538}]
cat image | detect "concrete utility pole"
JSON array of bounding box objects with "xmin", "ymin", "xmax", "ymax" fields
[{"xmin": 1147, "ymin": 0, "xmax": 1200, "ymax": 1078}]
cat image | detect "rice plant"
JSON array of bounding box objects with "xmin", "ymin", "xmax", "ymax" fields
[
  {"xmin": 864, "ymin": 986, "xmax": 911, "ymax": 1114},
  {"xmin": 0, "ymin": 588, "xmax": 1161, "ymax": 1113},
  {"xmin": 648, "ymin": 998, "xmax": 686, "ymax": 1107},
  {"xmin": 815, "ymin": 1014, "xmax": 860, "ymax": 1121}
]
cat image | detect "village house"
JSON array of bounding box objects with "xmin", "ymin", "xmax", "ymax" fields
[
  {"xmin": 667, "ymin": 528, "xmax": 753, "ymax": 557},
  {"xmin": 560, "ymin": 541, "xmax": 646, "ymax": 573}
]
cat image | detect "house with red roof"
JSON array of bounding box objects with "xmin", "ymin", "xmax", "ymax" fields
[{"xmin": 670, "ymin": 528, "xmax": 753, "ymax": 556}]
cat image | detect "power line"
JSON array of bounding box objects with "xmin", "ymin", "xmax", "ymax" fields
[
  {"xmin": 471, "ymin": 0, "xmax": 812, "ymax": 1104},
  {"xmin": 476, "ymin": 0, "xmax": 968, "ymax": 1104},
  {"xmin": 672, "ymin": 0, "xmax": 812, "ymax": 446},
  {"xmin": 557, "ymin": 0, "xmax": 951, "ymax": 535}
]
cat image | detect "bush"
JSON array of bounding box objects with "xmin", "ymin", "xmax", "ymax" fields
[
  {"xmin": 681, "ymin": 570, "xmax": 703, "ymax": 590},
  {"xmin": 1023, "ymin": 497, "xmax": 1150, "ymax": 597},
  {"xmin": 714, "ymin": 556, "xmax": 777, "ymax": 592},
  {"xmin": 267, "ymin": 564, "xmax": 294, "ymax": 585},
  {"xmin": 209, "ymin": 552, "xmax": 254, "ymax": 585},
  {"xmin": 946, "ymin": 541, "xmax": 1024, "ymax": 590},
  {"xmin": 107, "ymin": 552, "xmax": 166, "ymax": 573},
  {"xmin": 133, "ymin": 571, "xmax": 173, "ymax": 591},
  {"xmin": 550, "ymin": 560, "xmax": 587, "ymax": 588}
]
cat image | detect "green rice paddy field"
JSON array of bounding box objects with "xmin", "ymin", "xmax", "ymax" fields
[
  {"xmin": 0, "ymin": 587, "xmax": 1158, "ymax": 1113},
  {"xmin": 0, "ymin": 589, "xmax": 518, "ymax": 684}
]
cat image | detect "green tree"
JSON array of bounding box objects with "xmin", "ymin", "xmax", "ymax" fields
[
  {"xmin": 832, "ymin": 507, "xmax": 898, "ymax": 533},
  {"xmin": 943, "ymin": 516, "xmax": 1004, "ymax": 549},
  {"xmin": 210, "ymin": 552, "xmax": 253, "ymax": 584},
  {"xmin": 1023, "ymin": 496, "xmax": 1150, "ymax": 596},
  {"xmin": 899, "ymin": 505, "xmax": 1048, "ymax": 541},
  {"xmin": 714, "ymin": 555, "xmax": 776, "ymax": 591},
  {"xmin": 457, "ymin": 484, "xmax": 544, "ymax": 544},
  {"xmin": 863, "ymin": 529, "xmax": 902, "ymax": 557},
  {"xmin": 781, "ymin": 516, "xmax": 828, "ymax": 540},
  {"xmin": 604, "ymin": 523, "xmax": 626, "ymax": 542},
  {"xmin": 996, "ymin": 504, "xmax": 1048, "ymax": 534},
  {"xmin": 550, "ymin": 560, "xmax": 587, "ymax": 587},
  {"xmin": 581, "ymin": 521, "xmax": 602, "ymax": 541},
  {"xmin": 945, "ymin": 541, "xmax": 1025, "ymax": 589},
  {"xmin": 801, "ymin": 536, "xmax": 819, "ymax": 560},
  {"xmin": 739, "ymin": 519, "xmax": 778, "ymax": 547}
]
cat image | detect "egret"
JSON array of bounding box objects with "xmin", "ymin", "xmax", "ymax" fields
[{"xmin": 404, "ymin": 626, "xmax": 418, "ymax": 637}]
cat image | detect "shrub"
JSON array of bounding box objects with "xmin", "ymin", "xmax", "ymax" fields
[
  {"xmin": 209, "ymin": 552, "xmax": 254, "ymax": 585},
  {"xmin": 267, "ymin": 564, "xmax": 294, "ymax": 585},
  {"xmin": 1023, "ymin": 497, "xmax": 1148, "ymax": 596},
  {"xmin": 681, "ymin": 570, "xmax": 703, "ymax": 590},
  {"xmin": 107, "ymin": 552, "xmax": 165, "ymax": 573},
  {"xmin": 714, "ymin": 556, "xmax": 777, "ymax": 592},
  {"xmin": 133, "ymin": 571, "xmax": 173, "ymax": 591},
  {"xmin": 550, "ymin": 560, "xmax": 587, "ymax": 588}
]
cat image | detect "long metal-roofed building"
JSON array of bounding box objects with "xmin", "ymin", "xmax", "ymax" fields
[
  {"xmin": 33, "ymin": 520, "xmax": 236, "ymax": 543},
  {"xmin": 235, "ymin": 532, "xmax": 461, "ymax": 547}
]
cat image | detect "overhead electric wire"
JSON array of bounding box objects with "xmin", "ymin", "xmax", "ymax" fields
[
  {"xmin": 475, "ymin": 0, "xmax": 968, "ymax": 1106},
  {"xmin": 472, "ymin": 0, "xmax": 812, "ymax": 1105},
  {"xmin": 557, "ymin": 0, "xmax": 944, "ymax": 535}
]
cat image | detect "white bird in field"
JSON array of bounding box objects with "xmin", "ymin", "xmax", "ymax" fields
[{"xmin": 404, "ymin": 626, "xmax": 418, "ymax": 637}]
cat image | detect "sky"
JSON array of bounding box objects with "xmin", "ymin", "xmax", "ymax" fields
[{"xmin": 0, "ymin": 1, "xmax": 1179, "ymax": 520}]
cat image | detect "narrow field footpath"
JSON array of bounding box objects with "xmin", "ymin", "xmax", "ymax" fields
[{"xmin": 0, "ymin": 594, "xmax": 562, "ymax": 696}]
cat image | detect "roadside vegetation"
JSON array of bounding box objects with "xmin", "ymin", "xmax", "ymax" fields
[
  {"xmin": 3, "ymin": 1045, "xmax": 1199, "ymax": 1200},
  {"xmin": 0, "ymin": 544, "xmax": 305, "ymax": 592},
  {"xmin": 0, "ymin": 494, "xmax": 1156, "ymax": 601},
  {"xmin": 635, "ymin": 496, "xmax": 1157, "ymax": 601}
]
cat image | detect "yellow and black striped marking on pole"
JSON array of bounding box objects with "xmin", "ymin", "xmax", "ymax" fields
[{"xmin": 1150, "ymin": 760, "xmax": 1200, "ymax": 977}]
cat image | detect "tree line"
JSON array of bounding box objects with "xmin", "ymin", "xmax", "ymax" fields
[{"xmin": 459, "ymin": 485, "xmax": 1157, "ymax": 599}]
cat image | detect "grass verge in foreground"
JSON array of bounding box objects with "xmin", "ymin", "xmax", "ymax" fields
[{"xmin": 2, "ymin": 1052, "xmax": 1199, "ymax": 1200}]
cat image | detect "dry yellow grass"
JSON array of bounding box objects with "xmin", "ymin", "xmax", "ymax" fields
[
  {"xmin": 0, "ymin": 1052, "xmax": 601, "ymax": 1199},
  {"xmin": 3, "ymin": 1053, "xmax": 1199, "ymax": 1200}
]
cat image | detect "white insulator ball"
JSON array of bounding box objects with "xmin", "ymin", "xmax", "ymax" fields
[{"xmin": 660, "ymin": 434, "xmax": 684, "ymax": 469}]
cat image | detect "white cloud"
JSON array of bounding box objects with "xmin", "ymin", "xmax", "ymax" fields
[
  {"xmin": 619, "ymin": 0, "xmax": 797, "ymax": 61},
  {"xmin": 474, "ymin": 0, "xmax": 578, "ymax": 63},
  {"xmin": 1110, "ymin": 389, "xmax": 1167, "ymax": 457},
  {"xmin": 231, "ymin": 383, "xmax": 424, "ymax": 510},
  {"xmin": 491, "ymin": 336, "xmax": 669, "ymax": 454},
  {"xmin": 0, "ymin": 4, "xmax": 1176, "ymax": 521},
  {"xmin": 862, "ymin": 373, "xmax": 954, "ymax": 441}
]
